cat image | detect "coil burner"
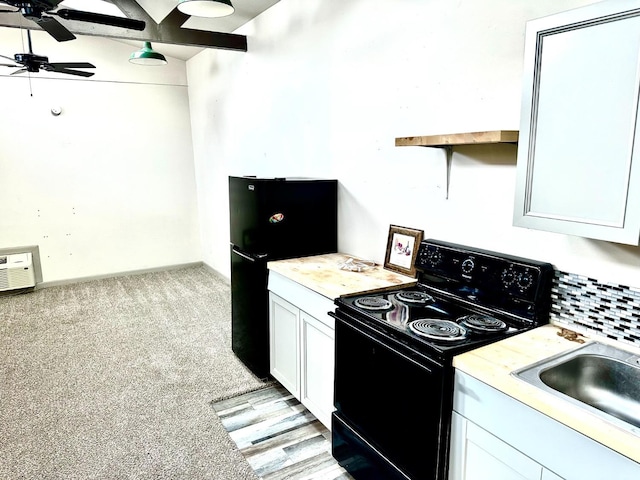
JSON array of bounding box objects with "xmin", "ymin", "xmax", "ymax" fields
[
  {"xmin": 409, "ymin": 319, "xmax": 468, "ymax": 342},
  {"xmin": 353, "ymin": 296, "xmax": 394, "ymax": 311},
  {"xmin": 395, "ymin": 290, "xmax": 434, "ymax": 305},
  {"xmin": 458, "ymin": 314, "xmax": 508, "ymax": 334}
]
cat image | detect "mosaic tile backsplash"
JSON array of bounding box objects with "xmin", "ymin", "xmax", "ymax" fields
[{"xmin": 551, "ymin": 271, "xmax": 640, "ymax": 347}]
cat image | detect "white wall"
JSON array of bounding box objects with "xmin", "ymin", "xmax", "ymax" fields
[
  {"xmin": 4, "ymin": 1, "xmax": 638, "ymax": 288},
  {"xmin": 0, "ymin": 29, "xmax": 201, "ymax": 283},
  {"xmin": 187, "ymin": 0, "xmax": 640, "ymax": 287}
]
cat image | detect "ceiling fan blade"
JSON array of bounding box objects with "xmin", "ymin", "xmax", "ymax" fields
[
  {"xmin": 37, "ymin": 15, "xmax": 76, "ymax": 42},
  {"xmin": 0, "ymin": 63, "xmax": 19, "ymax": 67},
  {"xmin": 0, "ymin": 53, "xmax": 16, "ymax": 62},
  {"xmin": 54, "ymin": 9, "xmax": 145, "ymax": 31},
  {"xmin": 47, "ymin": 67, "xmax": 95, "ymax": 77},
  {"xmin": 47, "ymin": 62, "xmax": 95, "ymax": 69},
  {"xmin": 41, "ymin": 62, "xmax": 94, "ymax": 77},
  {"xmin": 10, "ymin": 68, "xmax": 27, "ymax": 75}
]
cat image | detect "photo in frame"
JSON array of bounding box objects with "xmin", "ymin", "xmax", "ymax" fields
[{"xmin": 383, "ymin": 225, "xmax": 424, "ymax": 277}]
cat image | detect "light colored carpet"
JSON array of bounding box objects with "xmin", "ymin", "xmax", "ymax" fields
[{"xmin": 0, "ymin": 266, "xmax": 268, "ymax": 479}]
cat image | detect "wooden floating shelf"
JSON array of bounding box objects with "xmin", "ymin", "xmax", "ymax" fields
[
  {"xmin": 394, "ymin": 130, "xmax": 520, "ymax": 199},
  {"xmin": 395, "ymin": 130, "xmax": 519, "ymax": 147}
]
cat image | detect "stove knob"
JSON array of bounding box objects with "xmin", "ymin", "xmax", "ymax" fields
[
  {"xmin": 461, "ymin": 258, "xmax": 475, "ymax": 275},
  {"xmin": 517, "ymin": 270, "xmax": 534, "ymax": 291},
  {"xmin": 427, "ymin": 250, "xmax": 443, "ymax": 267},
  {"xmin": 501, "ymin": 268, "xmax": 516, "ymax": 287}
]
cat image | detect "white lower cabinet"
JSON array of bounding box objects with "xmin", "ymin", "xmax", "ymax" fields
[
  {"xmin": 450, "ymin": 371, "xmax": 640, "ymax": 480},
  {"xmin": 267, "ymin": 271, "xmax": 336, "ymax": 430},
  {"xmin": 450, "ymin": 412, "xmax": 561, "ymax": 480},
  {"xmin": 269, "ymin": 293, "xmax": 300, "ymax": 398},
  {"xmin": 300, "ymin": 312, "xmax": 335, "ymax": 429}
]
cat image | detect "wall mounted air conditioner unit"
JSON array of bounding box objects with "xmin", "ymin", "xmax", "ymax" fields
[{"xmin": 0, "ymin": 252, "xmax": 36, "ymax": 292}]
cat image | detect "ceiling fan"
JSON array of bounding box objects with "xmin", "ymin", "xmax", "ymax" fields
[
  {"xmin": 0, "ymin": 1, "xmax": 145, "ymax": 42},
  {"xmin": 0, "ymin": 28, "xmax": 95, "ymax": 76}
]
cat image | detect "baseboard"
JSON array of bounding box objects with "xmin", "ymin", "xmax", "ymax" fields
[
  {"xmin": 37, "ymin": 262, "xmax": 205, "ymax": 289},
  {"xmin": 202, "ymin": 262, "xmax": 230, "ymax": 285}
]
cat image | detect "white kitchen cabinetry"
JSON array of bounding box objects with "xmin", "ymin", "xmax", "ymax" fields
[
  {"xmin": 541, "ymin": 471, "xmax": 563, "ymax": 480},
  {"xmin": 300, "ymin": 311, "xmax": 334, "ymax": 428},
  {"xmin": 514, "ymin": 0, "xmax": 640, "ymax": 245},
  {"xmin": 449, "ymin": 412, "xmax": 561, "ymax": 480},
  {"xmin": 450, "ymin": 371, "xmax": 640, "ymax": 480},
  {"xmin": 268, "ymin": 271, "xmax": 335, "ymax": 429},
  {"xmin": 269, "ymin": 293, "xmax": 300, "ymax": 398}
]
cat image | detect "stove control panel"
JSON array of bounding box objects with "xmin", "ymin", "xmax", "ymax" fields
[{"xmin": 415, "ymin": 239, "xmax": 555, "ymax": 322}]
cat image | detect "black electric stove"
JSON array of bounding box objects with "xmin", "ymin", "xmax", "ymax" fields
[
  {"xmin": 331, "ymin": 239, "xmax": 554, "ymax": 480},
  {"xmin": 337, "ymin": 288, "xmax": 520, "ymax": 358}
]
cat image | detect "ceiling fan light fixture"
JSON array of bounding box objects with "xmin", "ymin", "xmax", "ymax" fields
[
  {"xmin": 129, "ymin": 42, "xmax": 167, "ymax": 66},
  {"xmin": 177, "ymin": 0, "xmax": 235, "ymax": 18}
]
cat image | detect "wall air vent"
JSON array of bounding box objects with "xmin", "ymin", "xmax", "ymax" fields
[{"xmin": 0, "ymin": 252, "xmax": 36, "ymax": 292}]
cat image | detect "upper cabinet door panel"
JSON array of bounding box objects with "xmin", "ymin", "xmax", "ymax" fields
[
  {"xmin": 532, "ymin": 16, "xmax": 640, "ymax": 224},
  {"xmin": 514, "ymin": 0, "xmax": 640, "ymax": 245}
]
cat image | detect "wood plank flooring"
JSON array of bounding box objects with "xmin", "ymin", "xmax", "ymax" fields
[{"xmin": 212, "ymin": 384, "xmax": 354, "ymax": 480}]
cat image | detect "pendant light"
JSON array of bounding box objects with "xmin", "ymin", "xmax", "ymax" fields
[
  {"xmin": 177, "ymin": 0, "xmax": 235, "ymax": 18},
  {"xmin": 129, "ymin": 42, "xmax": 167, "ymax": 66}
]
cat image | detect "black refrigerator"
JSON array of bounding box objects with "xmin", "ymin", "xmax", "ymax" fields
[{"xmin": 229, "ymin": 176, "xmax": 338, "ymax": 378}]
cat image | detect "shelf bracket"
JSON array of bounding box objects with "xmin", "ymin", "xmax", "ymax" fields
[
  {"xmin": 419, "ymin": 145, "xmax": 452, "ymax": 199},
  {"xmin": 444, "ymin": 146, "xmax": 453, "ymax": 200}
]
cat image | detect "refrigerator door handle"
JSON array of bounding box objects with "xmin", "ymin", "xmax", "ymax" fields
[{"xmin": 232, "ymin": 247, "xmax": 269, "ymax": 262}]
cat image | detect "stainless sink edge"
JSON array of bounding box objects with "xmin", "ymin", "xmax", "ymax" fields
[{"xmin": 511, "ymin": 341, "xmax": 640, "ymax": 438}]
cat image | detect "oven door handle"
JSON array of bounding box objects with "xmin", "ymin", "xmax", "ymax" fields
[{"xmin": 331, "ymin": 310, "xmax": 442, "ymax": 373}]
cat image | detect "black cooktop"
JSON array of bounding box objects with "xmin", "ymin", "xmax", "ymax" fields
[
  {"xmin": 337, "ymin": 288, "xmax": 521, "ymax": 357},
  {"xmin": 335, "ymin": 239, "xmax": 555, "ymax": 358}
]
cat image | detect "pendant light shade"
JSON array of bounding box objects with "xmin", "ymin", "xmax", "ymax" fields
[
  {"xmin": 177, "ymin": 0, "xmax": 235, "ymax": 18},
  {"xmin": 129, "ymin": 42, "xmax": 167, "ymax": 66}
]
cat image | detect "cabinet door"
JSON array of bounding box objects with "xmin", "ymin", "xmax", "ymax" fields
[
  {"xmin": 514, "ymin": 0, "xmax": 640, "ymax": 245},
  {"xmin": 541, "ymin": 469, "xmax": 564, "ymax": 480},
  {"xmin": 449, "ymin": 412, "xmax": 543, "ymax": 480},
  {"xmin": 269, "ymin": 292, "xmax": 300, "ymax": 398},
  {"xmin": 300, "ymin": 312, "xmax": 334, "ymax": 429}
]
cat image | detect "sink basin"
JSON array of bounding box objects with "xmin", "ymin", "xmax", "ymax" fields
[{"xmin": 513, "ymin": 342, "xmax": 640, "ymax": 435}]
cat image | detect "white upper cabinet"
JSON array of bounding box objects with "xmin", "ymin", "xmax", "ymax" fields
[{"xmin": 514, "ymin": 0, "xmax": 640, "ymax": 245}]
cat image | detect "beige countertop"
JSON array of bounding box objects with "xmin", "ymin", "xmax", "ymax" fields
[
  {"xmin": 267, "ymin": 253, "xmax": 417, "ymax": 299},
  {"xmin": 454, "ymin": 325, "xmax": 640, "ymax": 464}
]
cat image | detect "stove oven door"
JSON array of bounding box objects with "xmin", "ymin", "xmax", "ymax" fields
[{"xmin": 332, "ymin": 310, "xmax": 452, "ymax": 480}]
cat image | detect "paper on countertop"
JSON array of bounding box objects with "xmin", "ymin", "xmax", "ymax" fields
[{"xmin": 337, "ymin": 257, "xmax": 376, "ymax": 272}]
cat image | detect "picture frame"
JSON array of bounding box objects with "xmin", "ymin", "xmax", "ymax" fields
[{"xmin": 383, "ymin": 225, "xmax": 424, "ymax": 277}]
